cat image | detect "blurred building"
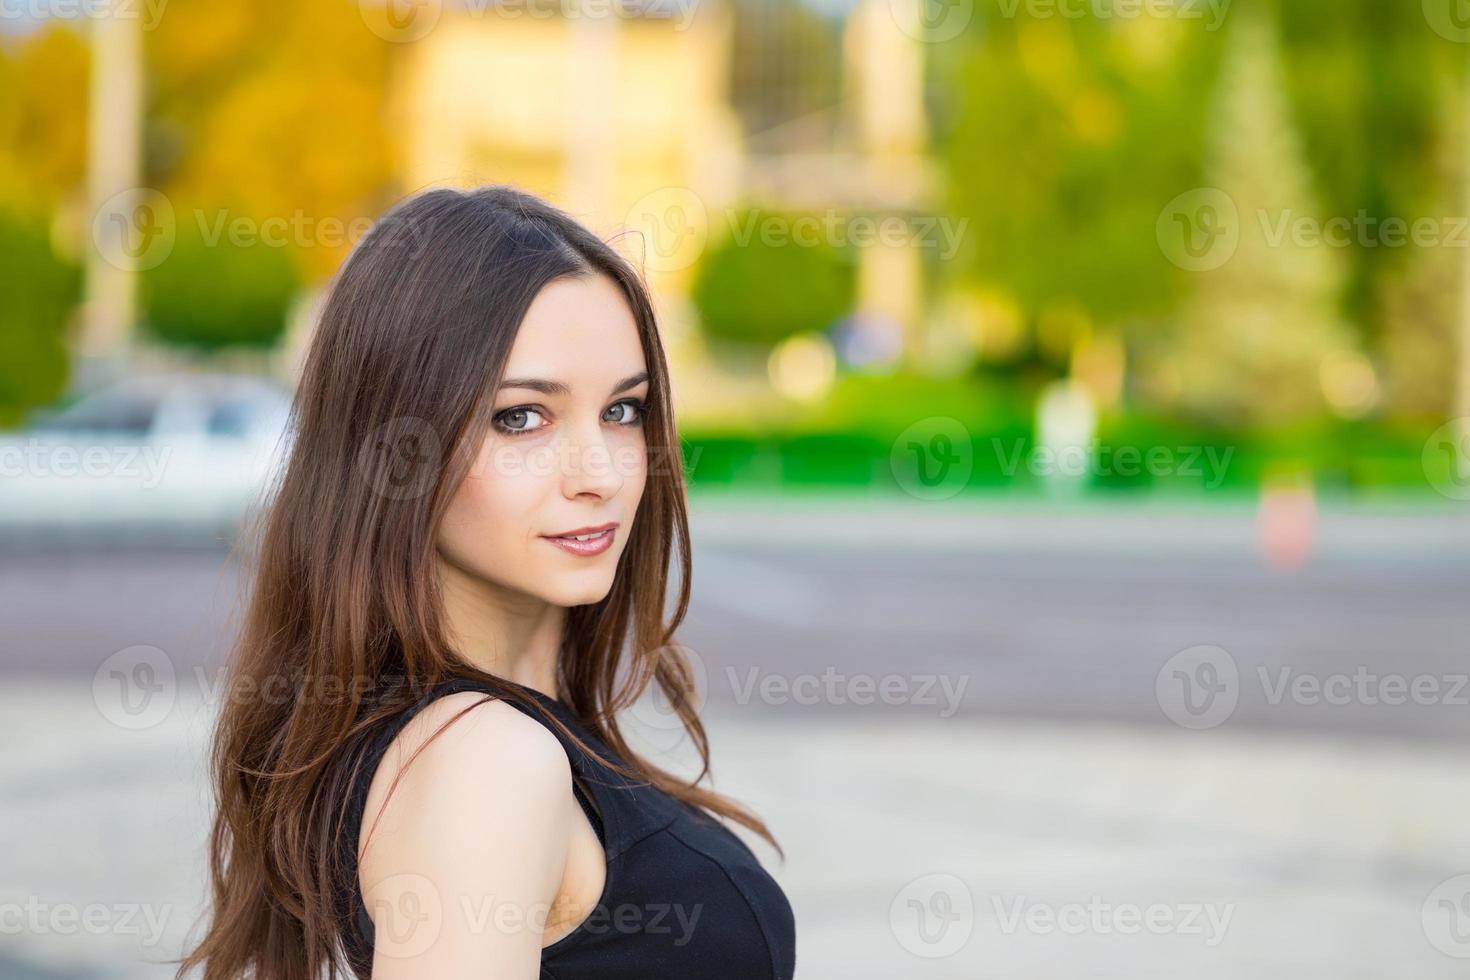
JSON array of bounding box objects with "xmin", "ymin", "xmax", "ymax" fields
[{"xmin": 377, "ymin": 0, "xmax": 934, "ymax": 399}]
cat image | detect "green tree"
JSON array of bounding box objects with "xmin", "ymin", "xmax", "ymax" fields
[
  {"xmin": 1146, "ymin": 7, "xmax": 1354, "ymax": 428},
  {"xmin": 0, "ymin": 212, "xmax": 80, "ymax": 428},
  {"xmin": 1272, "ymin": 0, "xmax": 1456, "ymax": 334},
  {"xmin": 691, "ymin": 207, "xmax": 856, "ymax": 347},
  {"xmin": 141, "ymin": 213, "xmax": 300, "ymax": 351},
  {"xmin": 941, "ymin": 8, "xmax": 1222, "ymax": 325}
]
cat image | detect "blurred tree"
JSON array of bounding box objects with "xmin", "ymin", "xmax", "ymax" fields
[
  {"xmin": 0, "ymin": 212, "xmax": 80, "ymax": 428},
  {"xmin": 942, "ymin": 8, "xmax": 1221, "ymax": 327},
  {"xmin": 1146, "ymin": 8, "xmax": 1354, "ymax": 428},
  {"xmin": 146, "ymin": 0, "xmax": 394, "ymax": 281},
  {"xmin": 691, "ymin": 207, "xmax": 856, "ymax": 347},
  {"xmin": 141, "ymin": 212, "xmax": 300, "ymax": 351},
  {"xmin": 939, "ymin": 0, "xmax": 1469, "ymax": 432},
  {"xmin": 1272, "ymin": 0, "xmax": 1454, "ymax": 337},
  {"xmin": 1377, "ymin": 74, "xmax": 1462, "ymax": 420},
  {"xmin": 0, "ymin": 27, "xmax": 89, "ymax": 216},
  {"xmin": 0, "ymin": 29, "xmax": 88, "ymax": 422}
]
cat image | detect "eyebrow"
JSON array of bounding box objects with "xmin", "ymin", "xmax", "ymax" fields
[{"xmin": 497, "ymin": 371, "xmax": 649, "ymax": 398}]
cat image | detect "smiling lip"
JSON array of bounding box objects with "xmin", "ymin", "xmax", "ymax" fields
[{"xmin": 541, "ymin": 522, "xmax": 619, "ymax": 557}]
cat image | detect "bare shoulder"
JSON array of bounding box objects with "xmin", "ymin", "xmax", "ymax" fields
[
  {"xmin": 374, "ymin": 690, "xmax": 571, "ymax": 796},
  {"xmin": 359, "ymin": 691, "xmax": 574, "ymax": 857},
  {"xmin": 357, "ymin": 691, "xmax": 576, "ymax": 970}
]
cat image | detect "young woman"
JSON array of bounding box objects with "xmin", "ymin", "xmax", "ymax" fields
[{"xmin": 176, "ymin": 186, "xmax": 796, "ymax": 979}]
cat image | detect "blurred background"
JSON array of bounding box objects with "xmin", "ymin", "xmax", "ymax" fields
[{"xmin": 3, "ymin": 0, "xmax": 1470, "ymax": 977}]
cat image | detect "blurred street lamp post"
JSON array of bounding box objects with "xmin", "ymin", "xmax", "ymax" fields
[
  {"xmin": 1459, "ymin": 64, "xmax": 1470, "ymax": 475},
  {"xmin": 848, "ymin": 0, "xmax": 927, "ymax": 366},
  {"xmin": 79, "ymin": 9, "xmax": 144, "ymax": 379}
]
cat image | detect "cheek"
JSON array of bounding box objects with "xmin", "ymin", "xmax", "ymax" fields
[
  {"xmin": 612, "ymin": 429, "xmax": 649, "ymax": 489},
  {"xmin": 438, "ymin": 463, "xmax": 546, "ymax": 564}
]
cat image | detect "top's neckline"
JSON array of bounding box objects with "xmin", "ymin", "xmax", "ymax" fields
[{"xmin": 450, "ymin": 673, "xmax": 570, "ymax": 712}]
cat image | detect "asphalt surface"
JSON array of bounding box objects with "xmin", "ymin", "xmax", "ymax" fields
[{"xmin": 3, "ymin": 499, "xmax": 1467, "ymax": 742}]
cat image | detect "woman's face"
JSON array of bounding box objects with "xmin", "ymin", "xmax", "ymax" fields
[{"xmin": 437, "ymin": 272, "xmax": 650, "ymax": 608}]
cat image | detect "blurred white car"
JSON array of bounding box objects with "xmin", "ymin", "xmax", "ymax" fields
[{"xmin": 0, "ymin": 373, "xmax": 293, "ymax": 541}]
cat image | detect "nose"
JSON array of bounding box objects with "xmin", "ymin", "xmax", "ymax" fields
[{"xmin": 558, "ymin": 420, "xmax": 624, "ymax": 501}]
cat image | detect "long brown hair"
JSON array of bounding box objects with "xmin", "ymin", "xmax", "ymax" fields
[{"xmin": 175, "ymin": 185, "xmax": 778, "ymax": 980}]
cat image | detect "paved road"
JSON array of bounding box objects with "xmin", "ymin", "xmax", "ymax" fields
[{"xmin": 3, "ymin": 498, "xmax": 1467, "ymax": 741}]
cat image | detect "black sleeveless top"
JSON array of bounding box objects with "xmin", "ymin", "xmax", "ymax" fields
[{"xmin": 339, "ymin": 676, "xmax": 797, "ymax": 979}]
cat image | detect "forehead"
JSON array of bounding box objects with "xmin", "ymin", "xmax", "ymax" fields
[{"xmin": 505, "ymin": 273, "xmax": 645, "ymax": 379}]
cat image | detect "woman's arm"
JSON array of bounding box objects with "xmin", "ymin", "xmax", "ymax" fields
[{"xmin": 359, "ymin": 692, "xmax": 576, "ymax": 978}]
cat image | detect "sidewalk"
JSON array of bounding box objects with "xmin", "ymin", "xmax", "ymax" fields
[{"xmin": 3, "ymin": 676, "xmax": 1469, "ymax": 978}]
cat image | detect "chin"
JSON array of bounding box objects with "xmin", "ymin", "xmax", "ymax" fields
[{"xmin": 538, "ymin": 572, "xmax": 616, "ymax": 608}]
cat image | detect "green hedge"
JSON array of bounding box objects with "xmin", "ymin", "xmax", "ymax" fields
[
  {"xmin": 0, "ymin": 211, "xmax": 79, "ymax": 428},
  {"xmin": 681, "ymin": 405, "xmax": 1447, "ymax": 497},
  {"xmin": 142, "ymin": 210, "xmax": 300, "ymax": 351}
]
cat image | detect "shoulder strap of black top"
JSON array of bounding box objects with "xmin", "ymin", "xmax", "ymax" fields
[
  {"xmin": 423, "ymin": 676, "xmax": 608, "ymax": 844},
  {"xmin": 424, "ymin": 677, "xmax": 687, "ymax": 858},
  {"xmin": 338, "ymin": 677, "xmax": 607, "ymax": 974}
]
